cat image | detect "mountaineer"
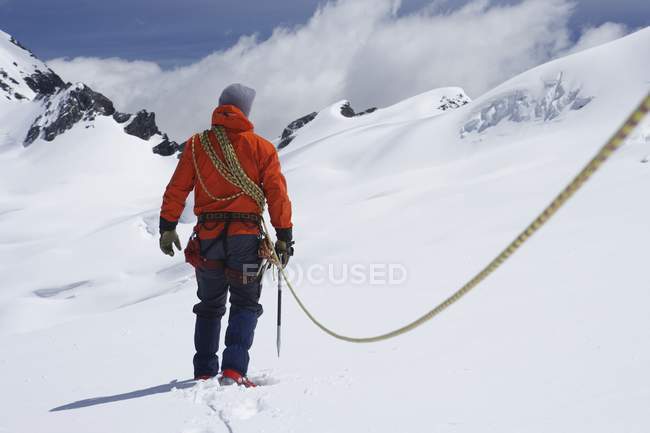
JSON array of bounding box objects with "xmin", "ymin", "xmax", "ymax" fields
[{"xmin": 158, "ymin": 83, "xmax": 294, "ymax": 387}]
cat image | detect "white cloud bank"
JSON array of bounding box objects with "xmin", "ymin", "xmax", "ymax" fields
[
  {"xmin": 48, "ymin": 0, "xmax": 628, "ymax": 140},
  {"xmin": 563, "ymin": 22, "xmax": 628, "ymax": 56}
]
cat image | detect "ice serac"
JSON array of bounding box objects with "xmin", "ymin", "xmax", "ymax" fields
[{"xmin": 461, "ymin": 72, "xmax": 593, "ymax": 136}]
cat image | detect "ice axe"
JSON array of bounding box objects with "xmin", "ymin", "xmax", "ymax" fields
[{"xmin": 276, "ymin": 266, "xmax": 282, "ymax": 357}]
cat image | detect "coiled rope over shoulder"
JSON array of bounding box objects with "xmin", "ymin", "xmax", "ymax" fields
[
  {"xmin": 192, "ymin": 126, "xmax": 266, "ymax": 212},
  {"xmin": 193, "ymin": 125, "xmax": 282, "ymax": 268},
  {"xmin": 271, "ymin": 92, "xmax": 650, "ymax": 343}
]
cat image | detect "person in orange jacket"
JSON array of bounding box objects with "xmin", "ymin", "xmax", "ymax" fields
[{"xmin": 158, "ymin": 83, "xmax": 293, "ymax": 386}]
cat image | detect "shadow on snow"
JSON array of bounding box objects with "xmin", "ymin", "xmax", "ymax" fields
[{"xmin": 50, "ymin": 379, "xmax": 195, "ymax": 412}]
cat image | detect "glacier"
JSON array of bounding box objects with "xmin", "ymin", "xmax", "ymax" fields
[{"xmin": 0, "ymin": 25, "xmax": 649, "ymax": 433}]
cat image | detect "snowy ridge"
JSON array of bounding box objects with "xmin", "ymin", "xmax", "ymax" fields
[
  {"xmin": 0, "ymin": 29, "xmax": 177, "ymax": 152},
  {"xmin": 279, "ymin": 86, "xmax": 471, "ymax": 156},
  {"xmin": 0, "ymin": 27, "xmax": 649, "ymax": 433},
  {"xmin": 0, "ymin": 30, "xmax": 64, "ymax": 102}
]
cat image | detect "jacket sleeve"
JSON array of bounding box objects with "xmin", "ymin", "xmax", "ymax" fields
[
  {"xmin": 160, "ymin": 138, "xmax": 195, "ymax": 232},
  {"xmin": 259, "ymin": 138, "xmax": 293, "ymax": 232}
]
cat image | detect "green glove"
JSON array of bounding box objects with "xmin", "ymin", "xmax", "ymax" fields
[{"xmin": 160, "ymin": 230, "xmax": 182, "ymax": 257}]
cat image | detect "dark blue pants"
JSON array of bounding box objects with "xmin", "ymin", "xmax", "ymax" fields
[{"xmin": 193, "ymin": 235, "xmax": 263, "ymax": 377}]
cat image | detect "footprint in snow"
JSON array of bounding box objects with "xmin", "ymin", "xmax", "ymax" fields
[{"xmin": 175, "ymin": 370, "xmax": 280, "ymax": 432}]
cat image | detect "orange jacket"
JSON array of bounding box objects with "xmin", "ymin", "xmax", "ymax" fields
[{"xmin": 160, "ymin": 104, "xmax": 292, "ymax": 238}]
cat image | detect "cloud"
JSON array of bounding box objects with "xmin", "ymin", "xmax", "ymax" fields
[
  {"xmin": 342, "ymin": 0, "xmax": 575, "ymax": 110},
  {"xmin": 562, "ymin": 22, "xmax": 629, "ymax": 56},
  {"xmin": 49, "ymin": 57, "xmax": 163, "ymax": 108},
  {"xmin": 47, "ymin": 0, "xmax": 627, "ymax": 140}
]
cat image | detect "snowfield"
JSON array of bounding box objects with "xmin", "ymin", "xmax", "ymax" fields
[{"xmin": 1, "ymin": 27, "xmax": 649, "ymax": 433}]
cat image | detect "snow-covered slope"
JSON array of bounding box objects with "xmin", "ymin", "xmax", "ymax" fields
[
  {"xmin": 276, "ymin": 87, "xmax": 470, "ymax": 150},
  {"xmin": 1, "ymin": 27, "xmax": 649, "ymax": 433}
]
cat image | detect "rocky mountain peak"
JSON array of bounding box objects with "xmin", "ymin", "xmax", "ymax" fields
[
  {"xmin": 1, "ymin": 28, "xmax": 181, "ymax": 155},
  {"xmin": 25, "ymin": 83, "xmax": 115, "ymax": 145},
  {"xmin": 124, "ymin": 110, "xmax": 161, "ymax": 141}
]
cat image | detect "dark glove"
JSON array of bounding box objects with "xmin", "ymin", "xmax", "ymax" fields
[
  {"xmin": 160, "ymin": 230, "xmax": 182, "ymax": 257},
  {"xmin": 275, "ymin": 227, "xmax": 294, "ymax": 267},
  {"xmin": 275, "ymin": 240, "xmax": 294, "ymax": 267}
]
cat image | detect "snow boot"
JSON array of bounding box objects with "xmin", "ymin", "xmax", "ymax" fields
[
  {"xmin": 194, "ymin": 374, "xmax": 215, "ymax": 381},
  {"xmin": 219, "ymin": 369, "xmax": 257, "ymax": 388}
]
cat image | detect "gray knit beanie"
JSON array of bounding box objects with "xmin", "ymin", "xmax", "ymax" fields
[{"xmin": 218, "ymin": 83, "xmax": 256, "ymax": 117}]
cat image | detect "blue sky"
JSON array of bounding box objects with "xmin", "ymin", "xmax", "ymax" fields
[{"xmin": 1, "ymin": 0, "xmax": 648, "ymax": 68}]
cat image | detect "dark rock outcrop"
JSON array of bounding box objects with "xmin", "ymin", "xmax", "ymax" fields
[
  {"xmin": 25, "ymin": 125, "xmax": 40, "ymax": 144},
  {"xmin": 152, "ymin": 134, "xmax": 181, "ymax": 156},
  {"xmin": 2, "ymin": 66, "xmax": 63, "ymax": 101},
  {"xmin": 113, "ymin": 112, "xmax": 132, "ymax": 124},
  {"xmin": 340, "ymin": 102, "xmax": 377, "ymax": 118},
  {"xmin": 278, "ymin": 112, "xmax": 318, "ymax": 149},
  {"xmin": 9, "ymin": 36, "xmax": 32, "ymax": 55},
  {"xmin": 2, "ymin": 34, "xmax": 64, "ymax": 98},
  {"xmin": 23, "ymin": 70, "xmax": 65, "ymax": 96},
  {"xmin": 24, "ymin": 83, "xmax": 116, "ymax": 145},
  {"xmin": 0, "ymin": 77, "xmax": 10, "ymax": 95},
  {"xmin": 124, "ymin": 110, "xmax": 160, "ymax": 140},
  {"xmin": 437, "ymin": 94, "xmax": 470, "ymax": 111}
]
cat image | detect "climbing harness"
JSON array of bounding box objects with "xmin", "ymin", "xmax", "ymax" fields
[{"xmin": 185, "ymin": 212, "xmax": 263, "ymax": 285}]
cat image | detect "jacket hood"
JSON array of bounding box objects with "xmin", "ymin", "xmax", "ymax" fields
[{"xmin": 211, "ymin": 105, "xmax": 254, "ymax": 132}]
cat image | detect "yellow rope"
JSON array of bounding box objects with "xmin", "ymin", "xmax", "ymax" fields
[
  {"xmin": 271, "ymin": 92, "xmax": 650, "ymax": 343},
  {"xmin": 212, "ymin": 126, "xmax": 266, "ymax": 212},
  {"xmin": 192, "ymin": 127, "xmax": 266, "ymax": 210},
  {"xmin": 194, "ymin": 95, "xmax": 649, "ymax": 343},
  {"xmin": 191, "ymin": 134, "xmax": 244, "ymax": 202}
]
